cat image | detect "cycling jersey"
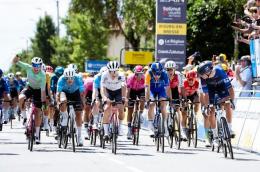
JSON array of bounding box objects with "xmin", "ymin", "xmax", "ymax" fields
[
  {"xmin": 84, "ymin": 77, "xmax": 93, "ymax": 96},
  {"xmin": 17, "ymin": 78, "xmax": 26, "ymax": 92},
  {"xmin": 57, "ymin": 75, "xmax": 84, "ymax": 94},
  {"xmin": 50, "ymin": 74, "xmax": 59, "ymax": 94},
  {"xmin": 145, "ymin": 70, "xmax": 169, "ymax": 99},
  {"xmin": 46, "ymin": 72, "xmax": 53, "ymax": 90},
  {"xmin": 6, "ymin": 79, "xmax": 20, "ymax": 98},
  {"xmin": 93, "ymin": 74, "xmax": 102, "ymax": 89},
  {"xmin": 16, "ymin": 61, "xmax": 46, "ymax": 91},
  {"xmin": 183, "ymin": 79, "xmax": 199, "ymax": 96},
  {"xmin": 127, "ymin": 73, "xmax": 145, "ymax": 91},
  {"xmin": 201, "ymin": 66, "xmax": 232, "ymax": 104},
  {"xmin": 168, "ymin": 71, "xmax": 184, "ymax": 89},
  {"xmin": 0, "ymin": 78, "xmax": 9, "ymax": 98},
  {"xmin": 101, "ymin": 71, "xmax": 126, "ymax": 91},
  {"xmin": 145, "ymin": 70, "xmax": 169, "ymax": 91}
]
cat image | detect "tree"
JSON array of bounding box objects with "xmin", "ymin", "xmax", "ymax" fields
[
  {"xmin": 31, "ymin": 14, "xmax": 56, "ymax": 65},
  {"xmin": 187, "ymin": 0, "xmax": 248, "ymax": 61},
  {"xmin": 70, "ymin": 0, "xmax": 156, "ymax": 50}
]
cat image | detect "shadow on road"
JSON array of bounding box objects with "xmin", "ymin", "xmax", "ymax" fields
[
  {"xmin": 116, "ymin": 152, "xmax": 154, "ymax": 156},
  {"xmin": 234, "ymin": 158, "xmax": 260, "ymax": 161},
  {"xmin": 0, "ymin": 153, "xmax": 19, "ymax": 155}
]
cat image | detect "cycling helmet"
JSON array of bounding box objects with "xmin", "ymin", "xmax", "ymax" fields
[
  {"xmin": 197, "ymin": 61, "xmax": 213, "ymax": 76},
  {"xmin": 31, "ymin": 57, "xmax": 43, "ymax": 65},
  {"xmin": 186, "ymin": 70, "xmax": 197, "ymax": 79},
  {"xmin": 164, "ymin": 61, "xmax": 177, "ymax": 69},
  {"xmin": 8, "ymin": 73, "xmax": 15, "ymax": 79},
  {"xmin": 151, "ymin": 62, "xmax": 163, "ymax": 75},
  {"xmin": 64, "ymin": 68, "xmax": 76, "ymax": 78},
  {"xmin": 68, "ymin": 64, "xmax": 78, "ymax": 73},
  {"xmin": 0, "ymin": 69, "xmax": 3, "ymax": 77},
  {"xmin": 54, "ymin": 66, "xmax": 64, "ymax": 76},
  {"xmin": 107, "ymin": 61, "xmax": 120, "ymax": 71},
  {"xmin": 16, "ymin": 71, "xmax": 22, "ymax": 76},
  {"xmin": 99, "ymin": 66, "xmax": 107, "ymax": 74},
  {"xmin": 46, "ymin": 65, "xmax": 53, "ymax": 73},
  {"xmin": 134, "ymin": 65, "xmax": 143, "ymax": 73},
  {"xmin": 41, "ymin": 63, "xmax": 46, "ymax": 72}
]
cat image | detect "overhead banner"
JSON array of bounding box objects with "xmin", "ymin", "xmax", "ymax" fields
[
  {"xmin": 124, "ymin": 51, "xmax": 153, "ymax": 65},
  {"xmin": 156, "ymin": 0, "xmax": 187, "ymax": 70}
]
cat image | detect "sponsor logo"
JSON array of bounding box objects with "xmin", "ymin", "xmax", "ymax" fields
[
  {"xmin": 160, "ymin": 0, "xmax": 185, "ymax": 3},
  {"xmin": 158, "ymin": 50, "xmax": 185, "ymax": 55},
  {"xmin": 158, "ymin": 38, "xmax": 185, "ymax": 46},
  {"xmin": 162, "ymin": 6, "xmax": 181, "ymax": 18}
]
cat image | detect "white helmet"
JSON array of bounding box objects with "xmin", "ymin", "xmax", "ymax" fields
[
  {"xmin": 8, "ymin": 73, "xmax": 15, "ymax": 79},
  {"xmin": 164, "ymin": 61, "xmax": 177, "ymax": 69},
  {"xmin": 31, "ymin": 57, "xmax": 43, "ymax": 65},
  {"xmin": 64, "ymin": 68, "xmax": 76, "ymax": 78},
  {"xmin": 41, "ymin": 63, "xmax": 46, "ymax": 72},
  {"xmin": 68, "ymin": 64, "xmax": 78, "ymax": 72},
  {"xmin": 107, "ymin": 61, "xmax": 119, "ymax": 71},
  {"xmin": 99, "ymin": 66, "xmax": 107, "ymax": 74}
]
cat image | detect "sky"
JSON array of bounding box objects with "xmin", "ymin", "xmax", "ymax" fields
[{"xmin": 0, "ymin": 0, "xmax": 71, "ymax": 71}]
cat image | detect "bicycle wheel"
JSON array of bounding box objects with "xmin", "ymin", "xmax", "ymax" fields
[
  {"xmin": 187, "ymin": 116, "xmax": 192, "ymax": 147},
  {"xmin": 174, "ymin": 115, "xmax": 181, "ymax": 149},
  {"xmin": 160, "ymin": 117, "xmax": 165, "ymax": 153},
  {"xmin": 191, "ymin": 115, "xmax": 198, "ymax": 148},
  {"xmin": 63, "ymin": 126, "xmax": 69, "ymax": 149},
  {"xmin": 112, "ymin": 133, "xmax": 117, "ymax": 154},
  {"xmin": 58, "ymin": 126, "xmax": 62, "ymax": 148},
  {"xmin": 70, "ymin": 118, "xmax": 76, "ymax": 152},
  {"xmin": 29, "ymin": 120, "xmax": 35, "ymax": 152},
  {"xmin": 93, "ymin": 129, "xmax": 97, "ymax": 146},
  {"xmin": 221, "ymin": 117, "xmax": 234, "ymax": 159}
]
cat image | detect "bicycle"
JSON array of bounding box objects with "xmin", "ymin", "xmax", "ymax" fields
[
  {"xmin": 8, "ymin": 100, "xmax": 16, "ymax": 129},
  {"xmin": 25, "ymin": 100, "xmax": 43, "ymax": 152},
  {"xmin": 0, "ymin": 99, "xmax": 4, "ymax": 131},
  {"xmin": 57, "ymin": 100, "xmax": 78, "ymax": 152},
  {"xmin": 210, "ymin": 102, "xmax": 234, "ymax": 159},
  {"xmin": 129, "ymin": 98, "xmax": 143, "ymax": 146},
  {"xmin": 167, "ymin": 99, "xmax": 181, "ymax": 149},
  {"xmin": 149, "ymin": 99, "xmax": 169, "ymax": 153},
  {"xmin": 184, "ymin": 99, "xmax": 198, "ymax": 148},
  {"xmin": 101, "ymin": 100, "xmax": 119, "ymax": 154}
]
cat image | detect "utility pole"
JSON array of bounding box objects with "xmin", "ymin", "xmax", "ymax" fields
[{"xmin": 56, "ymin": 0, "xmax": 60, "ymax": 37}]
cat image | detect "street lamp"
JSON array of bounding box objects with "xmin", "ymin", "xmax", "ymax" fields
[{"xmin": 56, "ymin": 0, "xmax": 60, "ymax": 37}]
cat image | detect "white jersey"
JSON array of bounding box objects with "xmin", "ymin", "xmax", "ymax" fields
[{"xmin": 101, "ymin": 71, "xmax": 126, "ymax": 91}]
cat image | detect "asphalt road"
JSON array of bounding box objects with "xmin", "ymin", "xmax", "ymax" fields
[{"xmin": 0, "ymin": 120, "xmax": 260, "ymax": 172}]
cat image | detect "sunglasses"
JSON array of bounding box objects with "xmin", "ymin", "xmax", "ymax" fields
[
  {"xmin": 65, "ymin": 77, "xmax": 74, "ymax": 80},
  {"xmin": 166, "ymin": 68, "xmax": 174, "ymax": 72},
  {"xmin": 109, "ymin": 70, "xmax": 118, "ymax": 74},
  {"xmin": 32, "ymin": 63, "xmax": 41, "ymax": 68}
]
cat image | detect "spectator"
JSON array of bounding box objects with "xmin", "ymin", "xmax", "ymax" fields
[{"xmin": 233, "ymin": 55, "xmax": 253, "ymax": 97}]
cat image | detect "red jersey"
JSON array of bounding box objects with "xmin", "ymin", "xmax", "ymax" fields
[{"xmin": 183, "ymin": 79, "xmax": 199, "ymax": 96}]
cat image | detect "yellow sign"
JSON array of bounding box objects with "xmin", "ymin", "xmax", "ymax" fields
[
  {"xmin": 124, "ymin": 51, "xmax": 153, "ymax": 65},
  {"xmin": 156, "ymin": 23, "xmax": 187, "ymax": 35}
]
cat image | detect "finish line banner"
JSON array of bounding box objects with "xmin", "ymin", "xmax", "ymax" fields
[
  {"xmin": 250, "ymin": 39, "xmax": 260, "ymax": 78},
  {"xmin": 156, "ymin": 0, "xmax": 187, "ymax": 70}
]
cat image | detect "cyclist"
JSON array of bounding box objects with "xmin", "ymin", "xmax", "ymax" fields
[
  {"xmin": 197, "ymin": 61, "xmax": 235, "ymax": 146},
  {"xmin": 12, "ymin": 55, "xmax": 46, "ymax": 144},
  {"xmin": 83, "ymin": 72, "xmax": 94, "ymax": 140},
  {"xmin": 145, "ymin": 62, "xmax": 170, "ymax": 137},
  {"xmin": 92, "ymin": 66, "xmax": 107, "ymax": 132},
  {"xmin": 56, "ymin": 68, "xmax": 85, "ymax": 146},
  {"xmin": 101, "ymin": 61, "xmax": 126, "ymax": 140},
  {"xmin": 5, "ymin": 73, "xmax": 20, "ymax": 122},
  {"xmin": 0, "ymin": 69, "xmax": 11, "ymax": 130},
  {"xmin": 126, "ymin": 65, "xmax": 145, "ymax": 140},
  {"xmin": 182, "ymin": 70, "xmax": 200, "ymax": 139},
  {"xmin": 164, "ymin": 61, "xmax": 186, "ymax": 139},
  {"xmin": 50, "ymin": 66, "xmax": 64, "ymax": 133},
  {"xmin": 15, "ymin": 72, "xmax": 26, "ymax": 92}
]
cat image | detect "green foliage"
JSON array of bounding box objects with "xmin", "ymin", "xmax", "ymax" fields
[{"xmin": 31, "ymin": 14, "xmax": 56, "ymax": 65}]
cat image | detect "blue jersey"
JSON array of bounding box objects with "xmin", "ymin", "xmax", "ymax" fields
[
  {"xmin": 6, "ymin": 79, "xmax": 20, "ymax": 93},
  {"xmin": 57, "ymin": 75, "xmax": 84, "ymax": 94},
  {"xmin": 50, "ymin": 74, "xmax": 59, "ymax": 93},
  {"xmin": 201, "ymin": 66, "xmax": 232, "ymax": 93},
  {"xmin": 17, "ymin": 79, "xmax": 26, "ymax": 91},
  {"xmin": 93, "ymin": 74, "xmax": 102, "ymax": 89},
  {"xmin": 145, "ymin": 70, "xmax": 170, "ymax": 92},
  {"xmin": 0, "ymin": 78, "xmax": 10, "ymax": 98}
]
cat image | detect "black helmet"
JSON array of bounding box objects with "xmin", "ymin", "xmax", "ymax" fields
[{"xmin": 197, "ymin": 61, "xmax": 213, "ymax": 76}]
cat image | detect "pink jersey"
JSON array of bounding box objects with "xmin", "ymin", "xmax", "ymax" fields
[
  {"xmin": 127, "ymin": 74, "xmax": 145, "ymax": 91},
  {"xmin": 84, "ymin": 77, "xmax": 93, "ymax": 95}
]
